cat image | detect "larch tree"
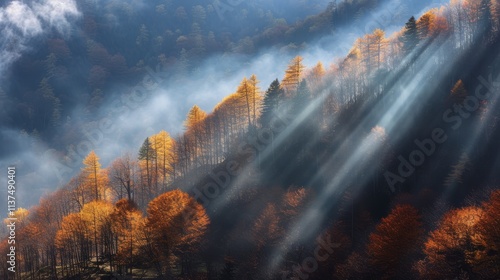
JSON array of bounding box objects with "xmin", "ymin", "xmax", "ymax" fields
[
  {"xmin": 151, "ymin": 130, "xmax": 175, "ymax": 193},
  {"xmin": 249, "ymin": 74, "xmax": 263, "ymax": 126},
  {"xmin": 417, "ymin": 10, "xmax": 437, "ymax": 39},
  {"xmin": 82, "ymin": 151, "xmax": 106, "ymax": 201},
  {"xmin": 306, "ymin": 61, "xmax": 326, "ymax": 94},
  {"xmin": 55, "ymin": 213, "xmax": 91, "ymax": 271},
  {"xmin": 236, "ymin": 76, "xmax": 262, "ymax": 128},
  {"xmin": 80, "ymin": 200, "xmax": 115, "ymax": 269},
  {"xmin": 367, "ymin": 204, "xmax": 423, "ymax": 279},
  {"xmin": 372, "ymin": 29, "xmax": 387, "ymax": 71},
  {"xmin": 184, "ymin": 105, "xmax": 207, "ymax": 167},
  {"xmin": 237, "ymin": 77, "xmax": 253, "ymax": 127},
  {"xmin": 282, "ymin": 56, "xmax": 306, "ymax": 94}
]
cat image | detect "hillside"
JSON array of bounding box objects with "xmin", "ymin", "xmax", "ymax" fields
[{"xmin": 1, "ymin": 0, "xmax": 500, "ymax": 279}]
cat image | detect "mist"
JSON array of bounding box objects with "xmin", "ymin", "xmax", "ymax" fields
[{"xmin": 0, "ymin": 0, "xmax": 450, "ymax": 214}]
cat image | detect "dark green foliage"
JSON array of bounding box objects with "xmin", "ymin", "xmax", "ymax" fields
[
  {"xmin": 259, "ymin": 79, "xmax": 284, "ymax": 128},
  {"xmin": 401, "ymin": 16, "xmax": 419, "ymax": 54},
  {"xmin": 138, "ymin": 137, "xmax": 156, "ymax": 161}
]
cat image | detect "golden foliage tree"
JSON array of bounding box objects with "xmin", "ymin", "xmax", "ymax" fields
[
  {"xmin": 150, "ymin": 130, "xmax": 175, "ymax": 191},
  {"xmin": 55, "ymin": 213, "xmax": 91, "ymax": 269},
  {"xmin": 111, "ymin": 199, "xmax": 145, "ymax": 273},
  {"xmin": 80, "ymin": 200, "xmax": 115, "ymax": 264},
  {"xmin": 282, "ymin": 56, "xmax": 306, "ymax": 94},
  {"xmin": 236, "ymin": 75, "xmax": 262, "ymax": 127},
  {"xmin": 306, "ymin": 61, "xmax": 326, "ymax": 93},
  {"xmin": 146, "ymin": 189, "xmax": 210, "ymax": 275},
  {"xmin": 184, "ymin": 105, "xmax": 208, "ymax": 167},
  {"xmin": 82, "ymin": 151, "xmax": 109, "ymax": 201}
]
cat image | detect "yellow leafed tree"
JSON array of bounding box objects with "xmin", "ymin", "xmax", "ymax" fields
[
  {"xmin": 236, "ymin": 76, "xmax": 262, "ymax": 127},
  {"xmin": 82, "ymin": 151, "xmax": 109, "ymax": 201},
  {"xmin": 150, "ymin": 130, "xmax": 175, "ymax": 192},
  {"xmin": 282, "ymin": 56, "xmax": 306, "ymax": 94},
  {"xmin": 80, "ymin": 200, "xmax": 114, "ymax": 263},
  {"xmin": 184, "ymin": 105, "xmax": 207, "ymax": 167}
]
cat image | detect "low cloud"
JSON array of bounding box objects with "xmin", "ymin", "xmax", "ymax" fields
[{"xmin": 0, "ymin": 0, "xmax": 80, "ymax": 74}]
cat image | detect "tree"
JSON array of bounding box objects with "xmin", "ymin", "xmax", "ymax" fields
[
  {"xmin": 372, "ymin": 29, "xmax": 387, "ymax": 71},
  {"xmin": 401, "ymin": 16, "xmax": 419, "ymax": 55},
  {"xmin": 55, "ymin": 213, "xmax": 91, "ymax": 271},
  {"xmin": 282, "ymin": 56, "xmax": 306, "ymax": 94},
  {"xmin": 138, "ymin": 137, "xmax": 156, "ymax": 205},
  {"xmin": 237, "ymin": 78, "xmax": 254, "ymax": 128},
  {"xmin": 192, "ymin": 5, "xmax": 207, "ymax": 24},
  {"xmin": 82, "ymin": 151, "xmax": 107, "ymax": 201},
  {"xmin": 417, "ymin": 207, "xmax": 485, "ymax": 279},
  {"xmin": 417, "ymin": 11, "xmax": 436, "ymax": 39},
  {"xmin": 111, "ymin": 199, "xmax": 145, "ymax": 274},
  {"xmin": 109, "ymin": 154, "xmax": 138, "ymax": 201},
  {"xmin": 150, "ymin": 130, "xmax": 175, "ymax": 192},
  {"xmin": 260, "ymin": 79, "xmax": 284, "ymax": 128},
  {"xmin": 80, "ymin": 200, "xmax": 115, "ymax": 268},
  {"xmin": 184, "ymin": 105, "xmax": 207, "ymax": 167},
  {"xmin": 306, "ymin": 62, "xmax": 326, "ymax": 93},
  {"xmin": 249, "ymin": 74, "xmax": 262, "ymax": 126},
  {"xmin": 145, "ymin": 190, "xmax": 210, "ymax": 276},
  {"xmin": 4, "ymin": 208, "xmax": 29, "ymax": 225},
  {"xmin": 478, "ymin": 0, "xmax": 494, "ymax": 41},
  {"xmin": 236, "ymin": 76, "xmax": 262, "ymax": 128},
  {"xmin": 475, "ymin": 190, "xmax": 500, "ymax": 278},
  {"xmin": 367, "ymin": 204, "xmax": 423, "ymax": 279},
  {"xmin": 38, "ymin": 78, "xmax": 61, "ymax": 128},
  {"xmin": 450, "ymin": 79, "xmax": 468, "ymax": 105}
]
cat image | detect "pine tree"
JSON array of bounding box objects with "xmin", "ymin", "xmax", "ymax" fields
[
  {"xmin": 259, "ymin": 79, "xmax": 284, "ymax": 128},
  {"xmin": 138, "ymin": 138, "xmax": 156, "ymax": 197},
  {"xmin": 401, "ymin": 16, "xmax": 419, "ymax": 55}
]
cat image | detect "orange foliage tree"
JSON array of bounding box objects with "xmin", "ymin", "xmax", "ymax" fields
[
  {"xmin": 367, "ymin": 204, "xmax": 423, "ymax": 278},
  {"xmin": 145, "ymin": 189, "xmax": 210, "ymax": 276},
  {"xmin": 417, "ymin": 206, "xmax": 485, "ymax": 279},
  {"xmin": 476, "ymin": 190, "xmax": 500, "ymax": 278},
  {"xmin": 111, "ymin": 199, "xmax": 145, "ymax": 274}
]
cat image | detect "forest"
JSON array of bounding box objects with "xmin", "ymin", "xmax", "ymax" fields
[{"xmin": 1, "ymin": 0, "xmax": 500, "ymax": 279}]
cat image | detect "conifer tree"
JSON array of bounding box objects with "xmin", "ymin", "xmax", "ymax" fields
[
  {"xmin": 260, "ymin": 79, "xmax": 284, "ymax": 128},
  {"xmin": 401, "ymin": 16, "xmax": 419, "ymax": 55}
]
